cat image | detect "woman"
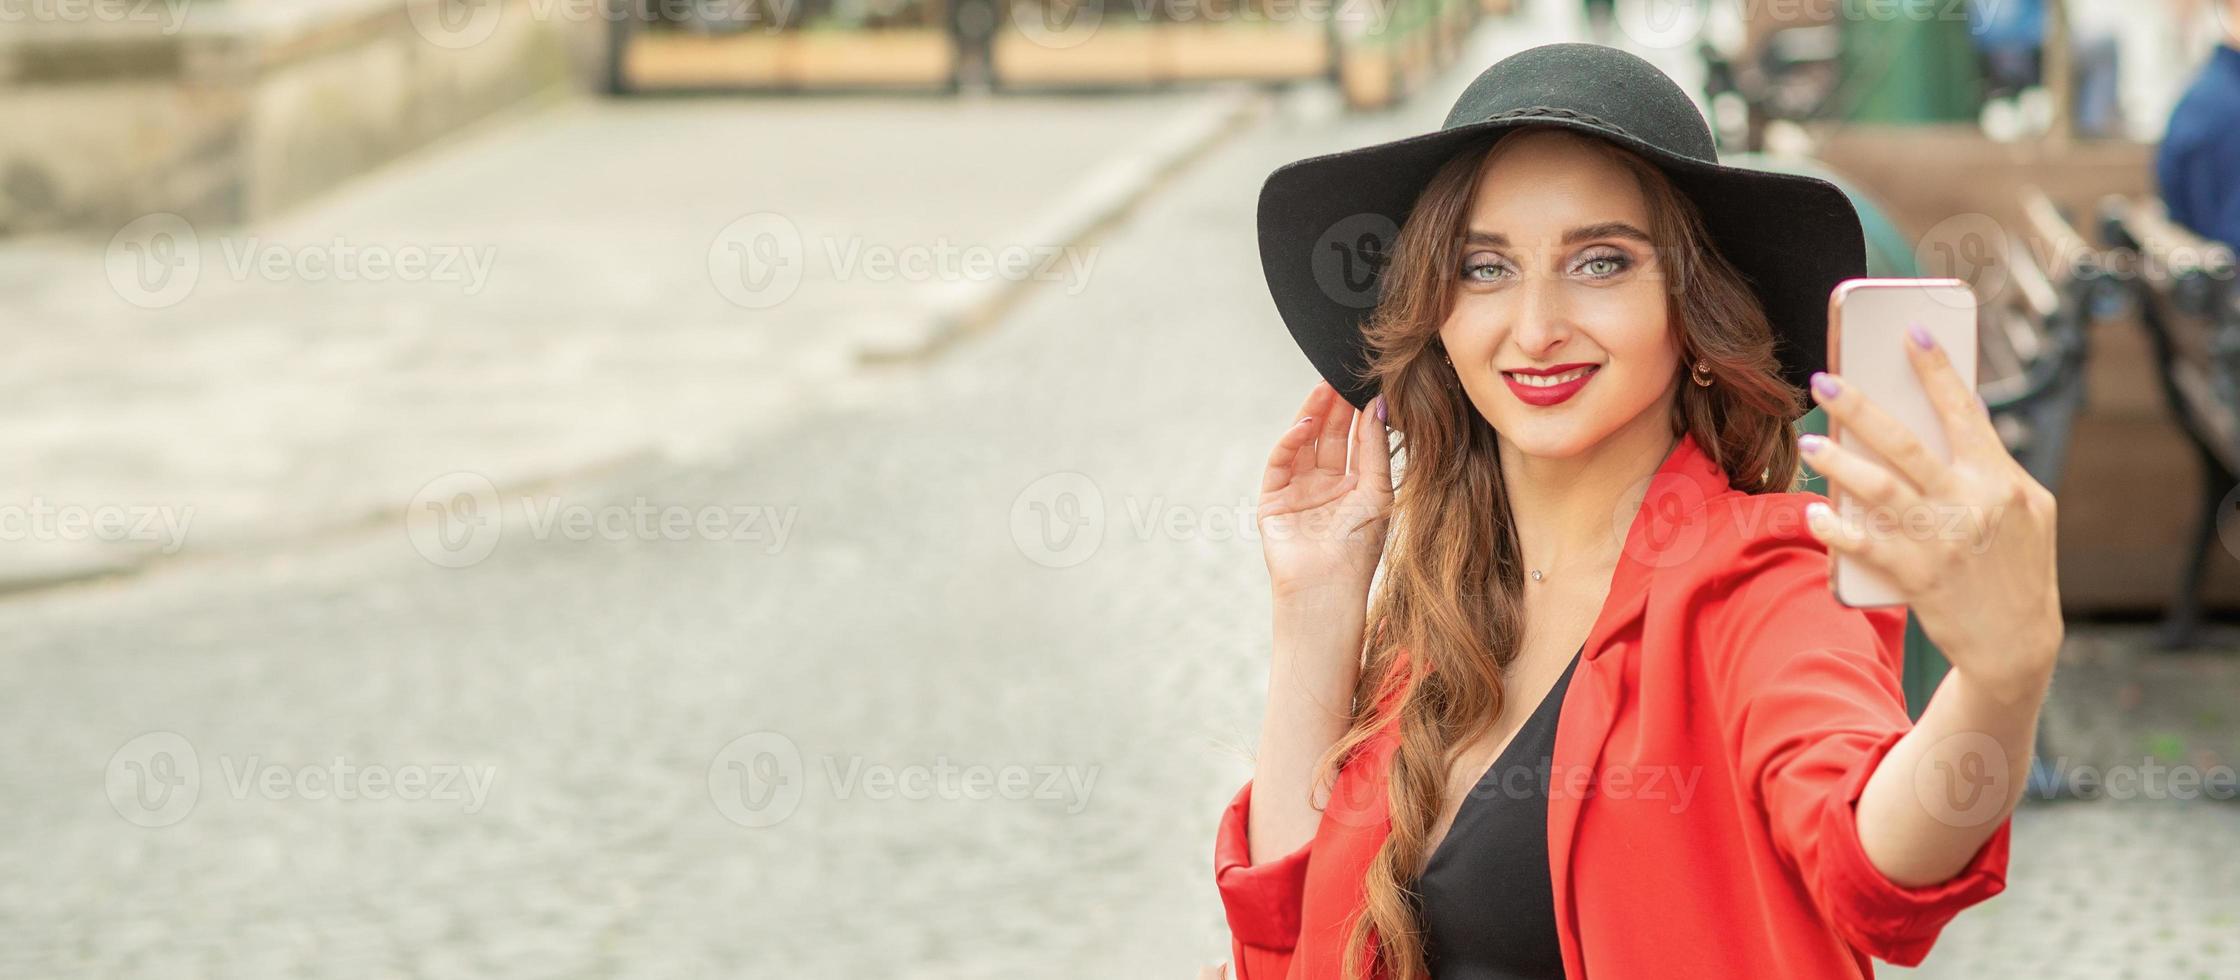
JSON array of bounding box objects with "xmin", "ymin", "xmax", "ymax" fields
[{"xmin": 1208, "ymin": 43, "xmax": 2062, "ymax": 980}]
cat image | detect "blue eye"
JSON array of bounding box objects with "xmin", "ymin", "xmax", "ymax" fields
[
  {"xmin": 1461, "ymin": 255, "xmax": 1508, "ymax": 282},
  {"xmin": 1579, "ymin": 252, "xmax": 1632, "ymax": 278}
]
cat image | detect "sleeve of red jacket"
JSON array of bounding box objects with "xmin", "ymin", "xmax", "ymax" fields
[
  {"xmin": 1700, "ymin": 504, "xmax": 2012, "ymax": 966},
  {"xmin": 1213, "ymin": 778, "xmax": 1309, "ymax": 979},
  {"xmin": 1212, "ymin": 643, "xmax": 1407, "ymax": 979}
]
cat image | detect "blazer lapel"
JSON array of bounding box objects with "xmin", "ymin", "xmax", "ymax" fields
[
  {"xmin": 1318, "ymin": 432, "xmax": 1733, "ymax": 980},
  {"xmin": 1547, "ymin": 431, "xmax": 1733, "ymax": 979}
]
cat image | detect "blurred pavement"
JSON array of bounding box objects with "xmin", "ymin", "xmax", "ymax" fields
[{"xmin": 0, "ymin": 88, "xmax": 1254, "ymax": 591}]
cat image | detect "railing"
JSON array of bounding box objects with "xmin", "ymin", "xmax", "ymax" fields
[
  {"xmin": 604, "ymin": 0, "xmax": 1503, "ymax": 104},
  {"xmin": 1980, "ymin": 189, "xmax": 2114, "ymax": 493},
  {"xmin": 2100, "ymin": 195, "xmax": 2240, "ymax": 649}
]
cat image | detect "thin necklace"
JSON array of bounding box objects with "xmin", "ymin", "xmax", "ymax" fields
[
  {"xmin": 1526, "ymin": 541, "xmax": 1618, "ymax": 584},
  {"xmin": 1524, "ymin": 437, "xmax": 1673, "ymax": 583}
]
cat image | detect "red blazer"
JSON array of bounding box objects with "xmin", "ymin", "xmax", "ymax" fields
[{"xmin": 1213, "ymin": 431, "xmax": 2012, "ymax": 979}]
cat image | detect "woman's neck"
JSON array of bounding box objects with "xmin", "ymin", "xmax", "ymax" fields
[{"xmin": 1500, "ymin": 421, "xmax": 1682, "ymax": 580}]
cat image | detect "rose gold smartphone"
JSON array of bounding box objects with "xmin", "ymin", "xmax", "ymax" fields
[{"xmin": 1824, "ymin": 278, "xmax": 1978, "ymax": 608}]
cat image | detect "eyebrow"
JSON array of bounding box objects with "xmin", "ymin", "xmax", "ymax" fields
[{"xmin": 1464, "ymin": 222, "xmax": 1653, "ymax": 248}]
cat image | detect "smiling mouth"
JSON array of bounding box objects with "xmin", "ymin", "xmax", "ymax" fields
[{"xmin": 1502, "ymin": 365, "xmax": 1600, "ymax": 387}]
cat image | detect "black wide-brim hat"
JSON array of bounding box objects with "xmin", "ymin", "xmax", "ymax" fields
[{"xmin": 1258, "ymin": 42, "xmax": 1866, "ymax": 419}]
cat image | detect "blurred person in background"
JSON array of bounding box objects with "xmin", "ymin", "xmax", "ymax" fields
[
  {"xmin": 2156, "ymin": 0, "xmax": 2240, "ymax": 247},
  {"xmin": 949, "ymin": 0, "xmax": 1001, "ymax": 91},
  {"xmin": 1967, "ymin": 0, "xmax": 2129, "ymax": 137},
  {"xmin": 1580, "ymin": 0, "xmax": 1616, "ymax": 44},
  {"xmin": 1210, "ymin": 42, "xmax": 2062, "ymax": 980},
  {"xmin": 1967, "ymin": 0, "xmax": 2044, "ymax": 100}
]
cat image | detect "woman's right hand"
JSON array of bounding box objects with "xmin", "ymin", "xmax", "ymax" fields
[{"xmin": 1258, "ymin": 381, "xmax": 1392, "ymax": 603}]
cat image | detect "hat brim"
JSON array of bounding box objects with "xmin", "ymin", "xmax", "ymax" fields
[{"xmin": 1256, "ymin": 116, "xmax": 1866, "ymax": 417}]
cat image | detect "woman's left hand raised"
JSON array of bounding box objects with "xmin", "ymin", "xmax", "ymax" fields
[{"xmin": 1797, "ymin": 321, "xmax": 2063, "ymax": 706}]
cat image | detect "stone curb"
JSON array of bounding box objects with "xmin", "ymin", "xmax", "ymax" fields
[
  {"xmin": 852, "ymin": 85, "xmax": 1273, "ymax": 364},
  {"xmin": 0, "ymin": 88, "xmax": 1270, "ymax": 599}
]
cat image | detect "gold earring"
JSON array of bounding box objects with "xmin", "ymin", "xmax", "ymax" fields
[{"xmin": 1691, "ymin": 360, "xmax": 1714, "ymax": 387}]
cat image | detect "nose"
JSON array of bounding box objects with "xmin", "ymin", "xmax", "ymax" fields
[{"xmin": 1508, "ymin": 265, "xmax": 1571, "ymax": 359}]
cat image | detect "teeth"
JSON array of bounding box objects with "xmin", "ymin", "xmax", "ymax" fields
[{"xmin": 1509, "ymin": 366, "xmax": 1595, "ymax": 387}]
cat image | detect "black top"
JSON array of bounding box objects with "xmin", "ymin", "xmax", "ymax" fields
[{"xmin": 1409, "ymin": 644, "xmax": 1582, "ymax": 980}]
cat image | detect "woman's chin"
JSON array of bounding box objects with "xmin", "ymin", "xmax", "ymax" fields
[{"xmin": 1493, "ymin": 421, "xmax": 1597, "ymax": 462}]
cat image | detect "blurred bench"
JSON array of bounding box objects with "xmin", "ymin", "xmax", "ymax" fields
[
  {"xmin": 2099, "ymin": 196, "xmax": 2240, "ymax": 648},
  {"xmin": 1989, "ymin": 189, "xmax": 2113, "ymax": 801},
  {"xmin": 1979, "ymin": 189, "xmax": 2110, "ymax": 491}
]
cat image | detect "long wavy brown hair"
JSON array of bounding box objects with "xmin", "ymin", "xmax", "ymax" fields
[{"xmin": 1317, "ymin": 126, "xmax": 1810, "ymax": 980}]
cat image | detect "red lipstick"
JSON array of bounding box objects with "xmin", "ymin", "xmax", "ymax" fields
[{"xmin": 1502, "ymin": 363, "xmax": 1600, "ymax": 407}]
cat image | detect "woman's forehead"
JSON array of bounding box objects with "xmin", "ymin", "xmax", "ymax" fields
[{"xmin": 1469, "ymin": 137, "xmax": 1647, "ymax": 227}]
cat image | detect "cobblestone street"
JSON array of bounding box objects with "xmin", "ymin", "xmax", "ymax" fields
[
  {"xmin": 4, "ymin": 13, "xmax": 2238, "ymax": 980},
  {"xmin": 0, "ymin": 88, "xmax": 1235, "ymax": 589}
]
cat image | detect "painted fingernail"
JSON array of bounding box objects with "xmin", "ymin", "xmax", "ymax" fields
[
  {"xmin": 1798, "ymin": 433, "xmax": 1827, "ymax": 455},
  {"xmin": 1811, "ymin": 372, "xmax": 1841, "ymax": 399},
  {"xmin": 1374, "ymin": 396, "xmax": 1386, "ymax": 423},
  {"xmin": 1909, "ymin": 323, "xmax": 1936, "ymax": 351}
]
